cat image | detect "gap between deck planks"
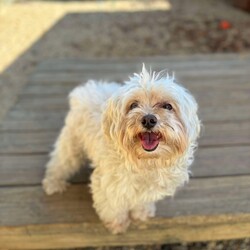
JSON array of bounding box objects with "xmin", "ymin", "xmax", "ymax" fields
[{"xmin": 1, "ymin": 54, "xmax": 250, "ymax": 248}]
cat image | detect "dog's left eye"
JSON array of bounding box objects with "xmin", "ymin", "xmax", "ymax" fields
[
  {"xmin": 162, "ymin": 103, "xmax": 173, "ymax": 110},
  {"xmin": 130, "ymin": 102, "xmax": 138, "ymax": 110}
]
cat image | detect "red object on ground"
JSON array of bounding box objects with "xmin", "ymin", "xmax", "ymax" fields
[{"xmin": 219, "ymin": 20, "xmax": 232, "ymax": 30}]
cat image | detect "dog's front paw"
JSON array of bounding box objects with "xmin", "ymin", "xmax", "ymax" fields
[
  {"xmin": 42, "ymin": 177, "xmax": 69, "ymax": 195},
  {"xmin": 104, "ymin": 218, "xmax": 130, "ymax": 234},
  {"xmin": 131, "ymin": 203, "xmax": 156, "ymax": 221}
]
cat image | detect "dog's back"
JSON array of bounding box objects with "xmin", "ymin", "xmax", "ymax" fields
[
  {"xmin": 68, "ymin": 81, "xmax": 121, "ymax": 164},
  {"xmin": 69, "ymin": 81, "xmax": 121, "ymax": 112}
]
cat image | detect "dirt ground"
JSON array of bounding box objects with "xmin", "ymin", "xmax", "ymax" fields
[
  {"xmin": 0, "ymin": 1, "xmax": 250, "ymax": 249},
  {"xmin": 0, "ymin": 0, "xmax": 250, "ymax": 122}
]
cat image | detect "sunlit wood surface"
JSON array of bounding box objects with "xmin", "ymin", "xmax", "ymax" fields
[{"xmin": 1, "ymin": 54, "xmax": 250, "ymax": 249}]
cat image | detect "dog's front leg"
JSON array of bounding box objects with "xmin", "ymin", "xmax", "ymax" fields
[
  {"xmin": 130, "ymin": 202, "xmax": 156, "ymax": 221},
  {"xmin": 93, "ymin": 198, "xmax": 130, "ymax": 234},
  {"xmin": 90, "ymin": 168, "xmax": 131, "ymax": 234}
]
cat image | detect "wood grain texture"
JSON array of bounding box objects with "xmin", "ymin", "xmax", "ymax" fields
[
  {"xmin": 1, "ymin": 176, "xmax": 250, "ymax": 225},
  {"xmin": 1, "ymin": 54, "xmax": 250, "ymax": 248},
  {"xmin": 0, "ymin": 154, "xmax": 91, "ymax": 186},
  {"xmin": 29, "ymin": 69, "xmax": 250, "ymax": 85},
  {"xmin": 0, "ymin": 131, "xmax": 57, "ymax": 154},
  {"xmin": 28, "ymin": 55, "xmax": 250, "ymax": 89},
  {"xmin": 1, "ymin": 215, "xmax": 250, "ymax": 249},
  {"xmin": 1, "ymin": 176, "xmax": 250, "ymax": 248},
  {"xmin": 6, "ymin": 79, "xmax": 250, "ymax": 123},
  {"xmin": 0, "ymin": 146, "xmax": 250, "ymax": 186},
  {"xmin": 35, "ymin": 54, "xmax": 250, "ymax": 73},
  {"xmin": 21, "ymin": 76, "xmax": 250, "ymax": 96},
  {"xmin": 0, "ymin": 119, "xmax": 64, "ymax": 132},
  {"xmin": 5, "ymin": 104, "xmax": 250, "ymax": 123},
  {"xmin": 1, "ymin": 121, "xmax": 250, "ymax": 153},
  {"xmin": 15, "ymin": 82, "xmax": 250, "ymax": 110},
  {"xmin": 1, "ymin": 120, "xmax": 250, "ymax": 148},
  {"xmin": 36, "ymin": 53, "xmax": 250, "ymax": 70}
]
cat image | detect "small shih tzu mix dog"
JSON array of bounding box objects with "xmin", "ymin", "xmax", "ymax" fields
[{"xmin": 43, "ymin": 65, "xmax": 200, "ymax": 234}]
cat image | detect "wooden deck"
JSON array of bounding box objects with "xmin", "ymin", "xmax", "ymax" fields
[{"xmin": 0, "ymin": 54, "xmax": 250, "ymax": 249}]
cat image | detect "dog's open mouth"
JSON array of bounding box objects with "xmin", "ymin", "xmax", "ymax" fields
[{"xmin": 138, "ymin": 132, "xmax": 161, "ymax": 152}]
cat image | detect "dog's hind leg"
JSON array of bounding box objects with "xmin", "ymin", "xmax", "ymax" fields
[{"xmin": 43, "ymin": 111, "xmax": 86, "ymax": 195}]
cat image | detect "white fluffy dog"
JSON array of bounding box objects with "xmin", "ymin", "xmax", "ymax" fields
[{"xmin": 43, "ymin": 65, "xmax": 200, "ymax": 234}]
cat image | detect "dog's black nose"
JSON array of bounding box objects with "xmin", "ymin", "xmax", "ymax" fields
[{"xmin": 141, "ymin": 114, "xmax": 157, "ymax": 129}]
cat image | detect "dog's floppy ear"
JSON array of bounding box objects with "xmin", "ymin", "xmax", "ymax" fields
[
  {"xmin": 179, "ymin": 92, "xmax": 201, "ymax": 143},
  {"xmin": 102, "ymin": 95, "xmax": 122, "ymax": 141}
]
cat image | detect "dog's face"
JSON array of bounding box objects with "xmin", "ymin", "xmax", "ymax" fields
[{"xmin": 103, "ymin": 66, "xmax": 200, "ymax": 163}]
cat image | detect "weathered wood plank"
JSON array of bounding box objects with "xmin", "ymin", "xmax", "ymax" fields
[
  {"xmin": 193, "ymin": 146, "xmax": 250, "ymax": 177},
  {"xmin": 1, "ymin": 176, "xmax": 250, "ymax": 225},
  {"xmin": 0, "ymin": 155, "xmax": 49, "ymax": 186},
  {"xmin": 29, "ymin": 69, "xmax": 250, "ymax": 84},
  {"xmin": 18, "ymin": 78, "xmax": 250, "ymax": 106},
  {"xmin": 21, "ymin": 77, "xmax": 250, "ymax": 96},
  {"xmin": 0, "ymin": 131, "xmax": 57, "ymax": 154},
  {"xmin": 5, "ymin": 104, "xmax": 250, "ymax": 123},
  {"xmin": 36, "ymin": 54, "xmax": 250, "ymax": 73},
  {"xmin": 1, "ymin": 120, "xmax": 250, "ymax": 153},
  {"xmin": 15, "ymin": 96, "xmax": 68, "ymax": 111},
  {"xmin": 1, "ymin": 55, "xmax": 250, "ymax": 249},
  {"xmin": 16, "ymin": 84, "xmax": 250, "ymax": 111},
  {"xmin": 9, "ymin": 71, "xmax": 250, "ymax": 123},
  {"xmin": 157, "ymin": 175, "xmax": 250, "ymax": 216},
  {"xmin": 29, "ymin": 54, "xmax": 250, "ymax": 85},
  {"xmin": 0, "ymin": 154, "xmax": 90, "ymax": 186},
  {"xmin": 1, "ymin": 214, "xmax": 250, "ymax": 249},
  {"xmin": 5, "ymin": 111, "xmax": 66, "ymax": 122},
  {"xmin": 0, "ymin": 119, "xmax": 64, "ymax": 131},
  {"xmin": 0, "ymin": 146, "xmax": 249, "ymax": 186},
  {"xmin": 22, "ymin": 82, "xmax": 76, "ymax": 96},
  {"xmin": 200, "ymin": 121, "xmax": 250, "ymax": 146},
  {"xmin": 1, "ymin": 120, "xmax": 250, "ymax": 149},
  {"xmin": 0, "ymin": 55, "xmax": 250, "ymax": 248},
  {"xmin": 1, "ymin": 176, "xmax": 250, "ymax": 248}
]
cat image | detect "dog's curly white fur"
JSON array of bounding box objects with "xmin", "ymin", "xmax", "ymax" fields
[{"xmin": 43, "ymin": 65, "xmax": 200, "ymax": 234}]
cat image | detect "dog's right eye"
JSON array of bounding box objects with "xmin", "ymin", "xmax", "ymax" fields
[{"xmin": 130, "ymin": 102, "xmax": 138, "ymax": 110}]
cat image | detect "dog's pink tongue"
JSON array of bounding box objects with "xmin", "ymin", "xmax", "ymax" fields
[{"xmin": 140, "ymin": 132, "xmax": 159, "ymax": 151}]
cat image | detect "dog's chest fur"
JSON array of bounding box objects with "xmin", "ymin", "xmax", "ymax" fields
[{"xmin": 91, "ymin": 158, "xmax": 188, "ymax": 209}]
